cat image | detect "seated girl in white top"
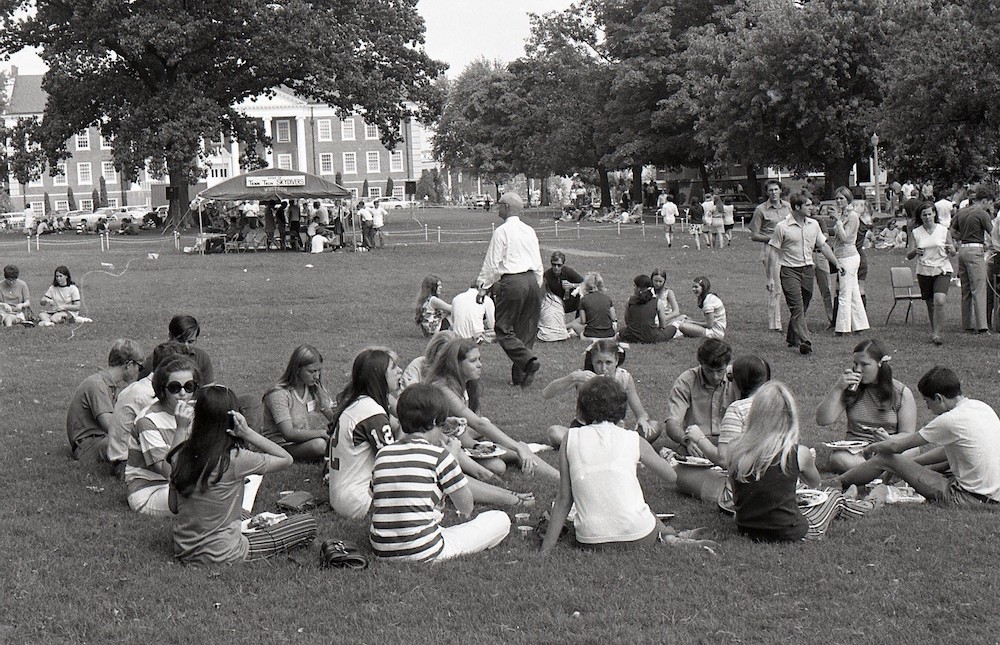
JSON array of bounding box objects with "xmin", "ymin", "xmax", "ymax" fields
[
  {"xmin": 540, "ymin": 377, "xmax": 715, "ymax": 554},
  {"xmin": 38, "ymin": 265, "xmax": 82, "ymax": 326},
  {"xmin": 675, "ymin": 276, "xmax": 727, "ymax": 339}
]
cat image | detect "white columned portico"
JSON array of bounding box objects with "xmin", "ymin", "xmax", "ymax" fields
[
  {"xmin": 295, "ymin": 116, "xmax": 308, "ymax": 172},
  {"xmin": 231, "ymin": 140, "xmax": 241, "ymax": 176}
]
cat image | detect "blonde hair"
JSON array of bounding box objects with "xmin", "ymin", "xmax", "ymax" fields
[
  {"xmin": 582, "ymin": 272, "xmax": 605, "ymax": 294},
  {"xmin": 727, "ymin": 381, "xmax": 800, "ymax": 483}
]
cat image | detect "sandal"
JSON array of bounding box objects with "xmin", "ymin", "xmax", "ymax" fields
[{"xmin": 320, "ymin": 539, "xmax": 370, "ymax": 570}]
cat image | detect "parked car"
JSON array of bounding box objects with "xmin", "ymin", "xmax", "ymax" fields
[
  {"xmin": 0, "ymin": 213, "xmax": 26, "ymax": 230},
  {"xmin": 374, "ymin": 198, "xmax": 409, "ymax": 210},
  {"xmin": 469, "ymin": 195, "xmax": 491, "ymax": 209},
  {"xmin": 718, "ymin": 193, "xmax": 757, "ymax": 222}
]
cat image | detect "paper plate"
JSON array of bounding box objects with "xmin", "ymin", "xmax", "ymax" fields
[
  {"xmin": 464, "ymin": 441, "xmax": 507, "ymax": 459},
  {"xmin": 823, "ymin": 440, "xmax": 869, "ymax": 450},
  {"xmin": 675, "ymin": 455, "xmax": 715, "ymax": 467},
  {"xmin": 796, "ymin": 489, "xmax": 829, "ymax": 508}
]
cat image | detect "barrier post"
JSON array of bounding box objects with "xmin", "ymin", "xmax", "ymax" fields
[
  {"xmin": 617, "ymin": 221, "xmax": 621, "ymax": 236},
  {"xmin": 35, "ymin": 233, "xmax": 40, "ymax": 251},
  {"xmin": 104, "ymin": 232, "xmax": 110, "ymax": 249},
  {"xmin": 577, "ymin": 222, "xmax": 580, "ymax": 239},
  {"xmin": 100, "ymin": 233, "xmax": 106, "ymax": 252},
  {"xmin": 642, "ymin": 220, "xmax": 646, "ymax": 237},
  {"xmin": 554, "ymin": 221, "xmax": 559, "ymax": 238},
  {"xmin": 424, "ymin": 224, "xmax": 428, "ymax": 242},
  {"xmin": 26, "ymin": 234, "xmax": 31, "ymax": 254},
  {"xmin": 437, "ymin": 226, "xmax": 441, "ymax": 243}
]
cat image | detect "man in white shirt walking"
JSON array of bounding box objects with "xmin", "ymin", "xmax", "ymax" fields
[{"xmin": 476, "ymin": 193, "xmax": 543, "ymax": 387}]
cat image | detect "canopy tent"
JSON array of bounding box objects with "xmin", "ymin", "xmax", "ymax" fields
[{"xmin": 198, "ymin": 167, "xmax": 351, "ymax": 201}]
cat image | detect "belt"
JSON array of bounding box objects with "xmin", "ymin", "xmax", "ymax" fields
[{"xmin": 960, "ymin": 242, "xmax": 984, "ymax": 247}]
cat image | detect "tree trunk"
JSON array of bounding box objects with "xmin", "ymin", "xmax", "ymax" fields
[
  {"xmin": 21, "ymin": 184, "xmax": 28, "ymax": 209},
  {"xmin": 631, "ymin": 162, "xmax": 643, "ymax": 205},
  {"xmin": 540, "ymin": 176, "xmax": 549, "ymax": 207},
  {"xmin": 698, "ymin": 162, "xmax": 711, "ymax": 195},
  {"xmin": 598, "ymin": 164, "xmax": 612, "ymax": 209},
  {"xmin": 120, "ymin": 183, "xmax": 129, "ymax": 207},
  {"xmin": 745, "ymin": 164, "xmax": 760, "ymax": 201},
  {"xmin": 824, "ymin": 158, "xmax": 855, "ymax": 195},
  {"xmin": 168, "ymin": 164, "xmax": 190, "ymax": 229}
]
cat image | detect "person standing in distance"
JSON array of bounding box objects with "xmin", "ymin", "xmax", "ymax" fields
[
  {"xmin": 476, "ymin": 193, "xmax": 543, "ymax": 387},
  {"xmin": 950, "ymin": 183, "xmax": 995, "ymax": 334},
  {"xmin": 750, "ymin": 180, "xmax": 791, "ymax": 333}
]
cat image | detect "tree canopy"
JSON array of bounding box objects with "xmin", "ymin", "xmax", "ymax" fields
[{"xmin": 0, "ymin": 0, "xmax": 445, "ymax": 215}]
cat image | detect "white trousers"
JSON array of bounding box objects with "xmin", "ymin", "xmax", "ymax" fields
[
  {"xmin": 437, "ymin": 510, "xmax": 511, "ymax": 561},
  {"xmin": 128, "ymin": 484, "xmax": 171, "ymax": 518},
  {"xmin": 835, "ymin": 254, "xmax": 869, "ymax": 333}
]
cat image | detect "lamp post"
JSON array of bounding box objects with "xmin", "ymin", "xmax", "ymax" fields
[{"xmin": 871, "ymin": 132, "xmax": 881, "ymax": 214}]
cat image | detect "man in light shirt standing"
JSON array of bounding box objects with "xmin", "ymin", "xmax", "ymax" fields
[{"xmin": 476, "ymin": 193, "xmax": 543, "ymax": 387}]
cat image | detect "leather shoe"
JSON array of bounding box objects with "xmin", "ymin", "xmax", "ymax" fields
[{"xmin": 521, "ymin": 359, "xmax": 541, "ymax": 388}]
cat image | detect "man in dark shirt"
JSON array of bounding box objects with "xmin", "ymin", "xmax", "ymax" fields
[
  {"xmin": 950, "ymin": 183, "xmax": 995, "ymax": 333},
  {"xmin": 542, "ymin": 251, "xmax": 584, "ymax": 314}
]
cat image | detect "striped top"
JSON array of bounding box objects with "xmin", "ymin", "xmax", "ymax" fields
[
  {"xmin": 845, "ymin": 379, "xmax": 906, "ymax": 443},
  {"xmin": 369, "ymin": 438, "xmax": 468, "ymax": 562},
  {"xmin": 125, "ymin": 403, "xmax": 177, "ymax": 496}
]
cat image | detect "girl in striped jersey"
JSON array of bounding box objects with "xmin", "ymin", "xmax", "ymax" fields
[{"xmin": 370, "ymin": 384, "xmax": 511, "ymax": 562}]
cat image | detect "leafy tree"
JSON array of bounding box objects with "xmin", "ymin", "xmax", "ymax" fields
[
  {"xmin": 67, "ymin": 187, "xmax": 76, "ymax": 211},
  {"xmin": 98, "ymin": 176, "xmax": 108, "ymax": 207},
  {"xmin": 43, "ymin": 192, "xmax": 51, "ymax": 215},
  {"xmin": 4, "ymin": 117, "xmax": 48, "ymax": 208},
  {"xmin": 416, "ymin": 169, "xmax": 438, "ymax": 202},
  {"xmin": 335, "ymin": 171, "xmax": 343, "ymax": 186},
  {"xmin": 880, "ymin": 0, "xmax": 1000, "ymax": 185},
  {"xmin": 91, "ymin": 189, "xmax": 100, "ymax": 210},
  {"xmin": 433, "ymin": 59, "xmax": 517, "ymax": 191},
  {"xmin": 681, "ymin": 0, "xmax": 891, "ymax": 191},
  {"xmin": 0, "ymin": 0, "xmax": 445, "ymax": 221},
  {"xmin": 385, "ymin": 176, "xmax": 395, "ymax": 199},
  {"xmin": 362, "ymin": 179, "xmax": 369, "ymax": 197}
]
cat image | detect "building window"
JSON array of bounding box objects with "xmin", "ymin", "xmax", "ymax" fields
[
  {"xmin": 365, "ymin": 123, "xmax": 379, "ymax": 140},
  {"xmin": 55, "ymin": 200, "xmax": 69, "ymax": 212},
  {"xmin": 80, "ymin": 198, "xmax": 94, "ymax": 211},
  {"xmin": 393, "ymin": 186, "xmax": 405, "ymax": 199},
  {"xmin": 341, "ymin": 119, "xmax": 355, "ymax": 141},
  {"xmin": 275, "ymin": 120, "xmax": 291, "ymax": 143},
  {"xmin": 107, "ymin": 197, "xmax": 119, "ymax": 208},
  {"xmin": 28, "ymin": 175, "xmax": 44, "ymax": 188},
  {"xmin": 369, "ymin": 186, "xmax": 382, "ymax": 199},
  {"xmin": 30, "ymin": 201, "xmax": 43, "ymax": 215},
  {"xmin": 366, "ymin": 151, "xmax": 380, "ymax": 173},
  {"xmin": 317, "ymin": 119, "xmax": 332, "ymax": 142},
  {"xmin": 389, "ymin": 150, "xmax": 404, "ymax": 172},
  {"xmin": 102, "ymin": 161, "xmax": 118, "ymax": 184},
  {"xmin": 53, "ymin": 162, "xmax": 68, "ymax": 186},
  {"xmin": 343, "ymin": 152, "xmax": 357, "ymax": 174},
  {"xmin": 75, "ymin": 131, "xmax": 90, "ymax": 150},
  {"xmin": 319, "ymin": 153, "xmax": 334, "ymax": 175},
  {"xmin": 77, "ymin": 162, "xmax": 93, "ymax": 184},
  {"xmin": 100, "ymin": 135, "xmax": 113, "ymax": 150},
  {"xmin": 349, "ymin": 187, "xmax": 359, "ymax": 199},
  {"xmin": 276, "ymin": 154, "xmax": 293, "ymax": 170}
]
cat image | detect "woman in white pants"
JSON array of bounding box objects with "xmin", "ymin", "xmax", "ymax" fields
[{"xmin": 832, "ymin": 187, "xmax": 870, "ymax": 334}]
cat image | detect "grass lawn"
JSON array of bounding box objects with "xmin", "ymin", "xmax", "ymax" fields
[{"xmin": 2, "ymin": 207, "xmax": 999, "ymax": 643}]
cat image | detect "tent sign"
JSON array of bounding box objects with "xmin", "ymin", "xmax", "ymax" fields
[{"xmin": 246, "ymin": 175, "xmax": 306, "ymax": 187}]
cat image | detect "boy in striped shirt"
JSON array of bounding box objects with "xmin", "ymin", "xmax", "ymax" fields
[{"xmin": 370, "ymin": 384, "xmax": 511, "ymax": 561}]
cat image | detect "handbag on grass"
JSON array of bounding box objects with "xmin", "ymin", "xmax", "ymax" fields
[{"xmin": 275, "ymin": 491, "xmax": 316, "ymax": 512}]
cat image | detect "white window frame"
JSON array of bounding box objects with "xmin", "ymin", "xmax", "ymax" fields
[
  {"xmin": 77, "ymin": 162, "xmax": 93, "ymax": 185},
  {"xmin": 100, "ymin": 135, "xmax": 113, "ymax": 150},
  {"xmin": 365, "ymin": 123, "xmax": 379, "ymax": 140},
  {"xmin": 389, "ymin": 150, "xmax": 404, "ymax": 173},
  {"xmin": 275, "ymin": 120, "xmax": 291, "ymax": 143},
  {"xmin": 369, "ymin": 186, "xmax": 382, "ymax": 199},
  {"xmin": 319, "ymin": 153, "xmax": 334, "ymax": 175},
  {"xmin": 343, "ymin": 152, "xmax": 357, "ymax": 174},
  {"xmin": 393, "ymin": 186, "xmax": 405, "ymax": 200},
  {"xmin": 341, "ymin": 119, "xmax": 355, "ymax": 141},
  {"xmin": 101, "ymin": 161, "xmax": 118, "ymax": 184},
  {"xmin": 366, "ymin": 151, "xmax": 380, "ymax": 173},
  {"xmin": 107, "ymin": 197, "xmax": 119, "ymax": 208},
  {"xmin": 28, "ymin": 175, "xmax": 44, "ymax": 188},
  {"xmin": 55, "ymin": 200, "xmax": 69, "ymax": 212},
  {"xmin": 317, "ymin": 119, "xmax": 332, "ymax": 142},
  {"xmin": 53, "ymin": 162, "xmax": 68, "ymax": 186},
  {"xmin": 349, "ymin": 187, "xmax": 359, "ymax": 199},
  {"xmin": 30, "ymin": 201, "xmax": 43, "ymax": 215},
  {"xmin": 276, "ymin": 154, "xmax": 293, "ymax": 170},
  {"xmin": 80, "ymin": 198, "xmax": 94, "ymax": 211},
  {"xmin": 75, "ymin": 131, "xmax": 90, "ymax": 151}
]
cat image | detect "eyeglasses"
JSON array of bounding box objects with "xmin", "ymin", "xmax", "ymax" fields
[
  {"xmin": 166, "ymin": 380, "xmax": 198, "ymax": 394},
  {"xmin": 551, "ymin": 263, "xmax": 564, "ymax": 267}
]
